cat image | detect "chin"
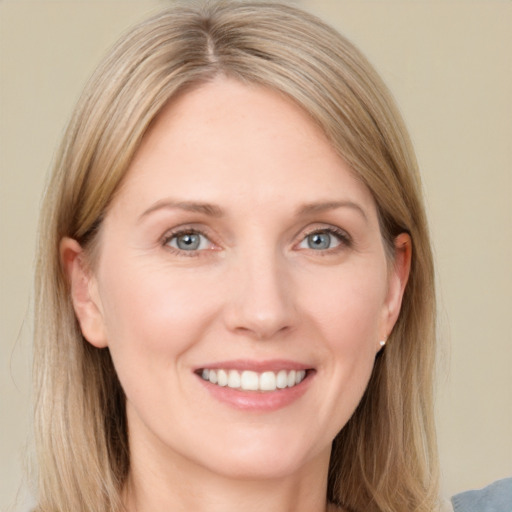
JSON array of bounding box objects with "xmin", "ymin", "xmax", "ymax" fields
[
  {"xmin": 186, "ymin": 428, "xmax": 328, "ymax": 481},
  {"xmin": 205, "ymin": 451, "xmax": 312, "ymax": 481}
]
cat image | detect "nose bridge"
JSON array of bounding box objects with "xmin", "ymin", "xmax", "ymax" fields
[{"xmin": 226, "ymin": 242, "xmax": 295, "ymax": 339}]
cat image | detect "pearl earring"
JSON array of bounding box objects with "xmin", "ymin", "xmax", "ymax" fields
[{"xmin": 379, "ymin": 340, "xmax": 386, "ymax": 348}]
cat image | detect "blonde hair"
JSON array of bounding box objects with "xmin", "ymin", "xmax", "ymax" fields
[{"xmin": 34, "ymin": 1, "xmax": 438, "ymax": 511}]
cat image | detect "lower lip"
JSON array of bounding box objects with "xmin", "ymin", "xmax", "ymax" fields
[{"xmin": 196, "ymin": 372, "xmax": 314, "ymax": 411}]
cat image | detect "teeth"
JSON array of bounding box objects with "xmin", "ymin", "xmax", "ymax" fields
[
  {"xmin": 260, "ymin": 371, "xmax": 276, "ymax": 391},
  {"xmin": 240, "ymin": 370, "xmax": 259, "ymax": 390},
  {"xmin": 276, "ymin": 370, "xmax": 288, "ymax": 389},
  {"xmin": 199, "ymin": 368, "xmax": 308, "ymax": 391},
  {"xmin": 217, "ymin": 369, "xmax": 228, "ymax": 387},
  {"xmin": 228, "ymin": 369, "xmax": 241, "ymax": 388}
]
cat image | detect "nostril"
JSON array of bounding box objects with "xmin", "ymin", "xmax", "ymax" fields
[{"xmin": 233, "ymin": 322, "xmax": 293, "ymax": 341}]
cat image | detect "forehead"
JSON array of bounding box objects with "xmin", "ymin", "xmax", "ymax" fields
[{"xmin": 112, "ymin": 77, "xmax": 377, "ymax": 219}]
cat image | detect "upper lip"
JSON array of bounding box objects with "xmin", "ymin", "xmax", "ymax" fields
[{"xmin": 195, "ymin": 359, "xmax": 313, "ymax": 372}]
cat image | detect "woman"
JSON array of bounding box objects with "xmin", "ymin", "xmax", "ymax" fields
[{"xmin": 33, "ymin": 1, "xmax": 439, "ymax": 511}]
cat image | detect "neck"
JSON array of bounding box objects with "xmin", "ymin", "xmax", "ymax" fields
[{"xmin": 123, "ymin": 434, "xmax": 335, "ymax": 512}]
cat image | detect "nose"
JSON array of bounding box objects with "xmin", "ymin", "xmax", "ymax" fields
[{"xmin": 223, "ymin": 249, "xmax": 297, "ymax": 340}]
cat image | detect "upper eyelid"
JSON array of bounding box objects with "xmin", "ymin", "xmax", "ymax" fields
[
  {"xmin": 162, "ymin": 224, "xmax": 212, "ymax": 240},
  {"xmin": 303, "ymin": 225, "xmax": 349, "ymax": 236},
  {"xmin": 298, "ymin": 224, "xmax": 352, "ymax": 242}
]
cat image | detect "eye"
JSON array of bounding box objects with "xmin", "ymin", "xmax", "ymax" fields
[
  {"xmin": 298, "ymin": 228, "xmax": 349, "ymax": 251},
  {"xmin": 165, "ymin": 230, "xmax": 212, "ymax": 252}
]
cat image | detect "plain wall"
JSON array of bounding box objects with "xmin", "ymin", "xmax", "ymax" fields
[{"xmin": 1, "ymin": 0, "xmax": 510, "ymax": 509}]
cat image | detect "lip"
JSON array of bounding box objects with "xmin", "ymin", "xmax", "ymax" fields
[
  {"xmin": 195, "ymin": 359, "xmax": 312, "ymax": 372},
  {"xmin": 194, "ymin": 359, "xmax": 315, "ymax": 412}
]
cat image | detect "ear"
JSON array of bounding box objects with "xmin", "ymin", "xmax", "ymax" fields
[
  {"xmin": 380, "ymin": 233, "xmax": 412, "ymax": 344},
  {"xmin": 60, "ymin": 237, "xmax": 108, "ymax": 348}
]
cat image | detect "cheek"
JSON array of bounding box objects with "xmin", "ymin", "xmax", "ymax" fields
[
  {"xmin": 300, "ymin": 264, "xmax": 386, "ymax": 420},
  {"xmin": 97, "ymin": 258, "xmax": 221, "ymax": 368},
  {"xmin": 303, "ymin": 262, "xmax": 387, "ymax": 348}
]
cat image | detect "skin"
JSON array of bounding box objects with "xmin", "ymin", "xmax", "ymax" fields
[{"xmin": 62, "ymin": 78, "xmax": 411, "ymax": 512}]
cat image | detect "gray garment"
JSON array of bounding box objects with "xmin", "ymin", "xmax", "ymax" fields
[{"xmin": 451, "ymin": 478, "xmax": 512, "ymax": 512}]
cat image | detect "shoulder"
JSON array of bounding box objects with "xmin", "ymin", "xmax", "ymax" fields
[{"xmin": 451, "ymin": 477, "xmax": 512, "ymax": 512}]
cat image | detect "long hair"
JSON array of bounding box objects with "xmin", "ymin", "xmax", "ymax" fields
[{"xmin": 33, "ymin": 2, "xmax": 438, "ymax": 511}]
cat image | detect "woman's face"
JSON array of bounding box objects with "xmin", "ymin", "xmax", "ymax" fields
[{"xmin": 65, "ymin": 78, "xmax": 409, "ymax": 481}]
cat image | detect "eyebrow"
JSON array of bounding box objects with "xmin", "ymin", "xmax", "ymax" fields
[
  {"xmin": 138, "ymin": 198, "xmax": 367, "ymax": 222},
  {"xmin": 297, "ymin": 201, "xmax": 368, "ymax": 221},
  {"xmin": 138, "ymin": 199, "xmax": 224, "ymax": 221}
]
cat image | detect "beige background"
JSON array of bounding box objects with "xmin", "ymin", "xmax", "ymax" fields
[{"xmin": 1, "ymin": 0, "xmax": 510, "ymax": 510}]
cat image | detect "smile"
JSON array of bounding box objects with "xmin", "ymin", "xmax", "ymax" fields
[{"xmin": 199, "ymin": 368, "xmax": 307, "ymax": 392}]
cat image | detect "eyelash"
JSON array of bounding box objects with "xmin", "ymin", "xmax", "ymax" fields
[
  {"xmin": 300, "ymin": 226, "xmax": 352, "ymax": 252},
  {"xmin": 161, "ymin": 225, "xmax": 352, "ymax": 256},
  {"xmin": 162, "ymin": 228, "xmax": 214, "ymax": 257}
]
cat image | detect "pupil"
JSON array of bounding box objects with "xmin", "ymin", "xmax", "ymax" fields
[
  {"xmin": 308, "ymin": 233, "xmax": 330, "ymax": 250},
  {"xmin": 178, "ymin": 233, "xmax": 200, "ymax": 250}
]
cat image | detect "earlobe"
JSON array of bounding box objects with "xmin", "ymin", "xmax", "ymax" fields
[
  {"xmin": 60, "ymin": 237, "xmax": 108, "ymax": 348},
  {"xmin": 381, "ymin": 233, "xmax": 412, "ymax": 340}
]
